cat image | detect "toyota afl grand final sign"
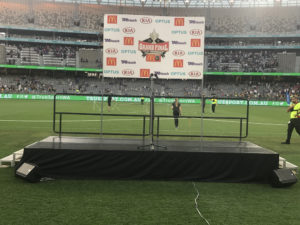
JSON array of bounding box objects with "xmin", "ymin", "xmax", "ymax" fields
[{"xmin": 103, "ymin": 14, "xmax": 205, "ymax": 79}]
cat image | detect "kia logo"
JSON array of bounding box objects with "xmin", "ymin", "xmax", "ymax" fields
[
  {"xmin": 140, "ymin": 17, "xmax": 152, "ymax": 24},
  {"xmin": 188, "ymin": 71, "xmax": 201, "ymax": 77},
  {"xmin": 122, "ymin": 69, "xmax": 135, "ymax": 76},
  {"xmin": 190, "ymin": 29, "xmax": 203, "ymax": 36},
  {"xmin": 123, "ymin": 27, "xmax": 135, "ymax": 34},
  {"xmin": 172, "ymin": 50, "xmax": 185, "ymax": 57},
  {"xmin": 105, "ymin": 48, "xmax": 118, "ymax": 55}
]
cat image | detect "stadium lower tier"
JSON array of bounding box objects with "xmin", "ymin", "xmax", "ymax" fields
[{"xmin": 16, "ymin": 136, "xmax": 279, "ymax": 183}]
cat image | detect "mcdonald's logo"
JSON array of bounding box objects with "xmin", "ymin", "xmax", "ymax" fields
[
  {"xmin": 107, "ymin": 15, "xmax": 117, "ymax": 24},
  {"xmin": 124, "ymin": 37, "xmax": 134, "ymax": 46},
  {"xmin": 140, "ymin": 69, "xmax": 150, "ymax": 78},
  {"xmin": 174, "ymin": 18, "xmax": 184, "ymax": 26},
  {"xmin": 173, "ymin": 59, "xmax": 184, "ymax": 68},
  {"xmin": 106, "ymin": 57, "xmax": 117, "ymax": 66},
  {"xmin": 191, "ymin": 39, "xmax": 201, "ymax": 47},
  {"xmin": 146, "ymin": 54, "xmax": 161, "ymax": 62}
]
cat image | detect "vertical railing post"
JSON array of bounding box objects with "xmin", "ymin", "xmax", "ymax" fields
[
  {"xmin": 239, "ymin": 118, "xmax": 243, "ymax": 142},
  {"xmin": 246, "ymin": 99, "xmax": 249, "ymax": 137},
  {"xmin": 157, "ymin": 116, "xmax": 160, "ymax": 138},
  {"xmin": 143, "ymin": 115, "xmax": 146, "ymax": 139},
  {"xmin": 53, "ymin": 94, "xmax": 57, "ymax": 132},
  {"xmin": 59, "ymin": 113, "xmax": 62, "ymax": 138}
]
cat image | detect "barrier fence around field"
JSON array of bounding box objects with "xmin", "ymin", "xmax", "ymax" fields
[
  {"xmin": 53, "ymin": 93, "xmax": 249, "ymax": 141},
  {"xmin": 0, "ymin": 93, "xmax": 289, "ymax": 107}
]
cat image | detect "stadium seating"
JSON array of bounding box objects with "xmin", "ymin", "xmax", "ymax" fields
[{"xmin": 0, "ymin": 72, "xmax": 299, "ymax": 101}]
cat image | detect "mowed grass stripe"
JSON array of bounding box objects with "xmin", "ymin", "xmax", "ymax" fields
[{"xmin": 0, "ymin": 99, "xmax": 299, "ymax": 225}]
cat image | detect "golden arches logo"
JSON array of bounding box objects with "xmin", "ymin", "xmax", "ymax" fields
[
  {"xmin": 107, "ymin": 15, "xmax": 117, "ymax": 24},
  {"xmin": 174, "ymin": 18, "xmax": 184, "ymax": 26}
]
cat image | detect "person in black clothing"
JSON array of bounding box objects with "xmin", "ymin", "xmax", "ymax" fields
[
  {"xmin": 172, "ymin": 98, "xmax": 182, "ymax": 128},
  {"xmin": 107, "ymin": 93, "xmax": 112, "ymax": 112},
  {"xmin": 141, "ymin": 96, "xmax": 145, "ymax": 105},
  {"xmin": 201, "ymin": 95, "xmax": 206, "ymax": 113}
]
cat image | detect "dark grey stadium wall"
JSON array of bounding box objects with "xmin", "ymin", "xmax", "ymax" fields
[
  {"xmin": 79, "ymin": 49, "xmax": 102, "ymax": 68},
  {"xmin": 0, "ymin": 45, "xmax": 6, "ymax": 64}
]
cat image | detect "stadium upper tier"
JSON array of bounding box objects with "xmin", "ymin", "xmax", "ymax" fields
[
  {"xmin": 0, "ymin": 0, "xmax": 300, "ymax": 34},
  {"xmin": 37, "ymin": 0, "xmax": 300, "ymax": 8}
]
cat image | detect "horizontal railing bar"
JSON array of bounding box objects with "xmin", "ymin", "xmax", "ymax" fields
[
  {"xmin": 55, "ymin": 112, "xmax": 148, "ymax": 117},
  {"xmin": 156, "ymin": 134, "xmax": 248, "ymax": 138},
  {"xmin": 55, "ymin": 112, "xmax": 247, "ymax": 120},
  {"xmin": 53, "ymin": 130, "xmax": 150, "ymax": 136}
]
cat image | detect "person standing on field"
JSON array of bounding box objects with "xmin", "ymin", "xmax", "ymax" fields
[
  {"xmin": 172, "ymin": 98, "xmax": 182, "ymax": 129},
  {"xmin": 211, "ymin": 97, "xmax": 217, "ymax": 113},
  {"xmin": 281, "ymin": 96, "xmax": 300, "ymax": 144}
]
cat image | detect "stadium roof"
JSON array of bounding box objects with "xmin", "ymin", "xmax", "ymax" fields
[{"xmin": 46, "ymin": 0, "xmax": 300, "ymax": 8}]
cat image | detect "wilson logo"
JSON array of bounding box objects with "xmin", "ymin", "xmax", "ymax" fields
[
  {"xmin": 106, "ymin": 57, "xmax": 117, "ymax": 66},
  {"xmin": 190, "ymin": 29, "xmax": 203, "ymax": 36},
  {"xmin": 105, "ymin": 48, "xmax": 118, "ymax": 55},
  {"xmin": 173, "ymin": 59, "xmax": 184, "ymax": 68},
  {"xmin": 107, "ymin": 15, "xmax": 117, "ymax": 24},
  {"xmin": 124, "ymin": 37, "xmax": 134, "ymax": 45},
  {"xmin": 172, "ymin": 50, "xmax": 185, "ymax": 57},
  {"xmin": 122, "ymin": 69, "xmax": 135, "ymax": 76},
  {"xmin": 188, "ymin": 71, "xmax": 201, "ymax": 77},
  {"xmin": 191, "ymin": 39, "xmax": 201, "ymax": 47},
  {"xmin": 174, "ymin": 18, "xmax": 184, "ymax": 26},
  {"xmin": 140, "ymin": 69, "xmax": 150, "ymax": 78},
  {"xmin": 123, "ymin": 27, "xmax": 136, "ymax": 34},
  {"xmin": 140, "ymin": 17, "xmax": 152, "ymax": 24}
]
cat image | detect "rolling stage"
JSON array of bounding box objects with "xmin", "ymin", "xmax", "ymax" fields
[{"xmin": 17, "ymin": 136, "xmax": 279, "ymax": 183}]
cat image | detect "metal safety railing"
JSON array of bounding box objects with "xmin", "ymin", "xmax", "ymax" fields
[{"xmin": 53, "ymin": 93, "xmax": 249, "ymax": 141}]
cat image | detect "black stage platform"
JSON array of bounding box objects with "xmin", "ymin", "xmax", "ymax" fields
[{"xmin": 17, "ymin": 136, "xmax": 279, "ymax": 183}]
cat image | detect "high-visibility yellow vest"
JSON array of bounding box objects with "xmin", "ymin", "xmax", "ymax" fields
[{"xmin": 291, "ymin": 102, "xmax": 300, "ymax": 119}]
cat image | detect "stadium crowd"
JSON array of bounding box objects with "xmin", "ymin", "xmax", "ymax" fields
[
  {"xmin": 0, "ymin": 73, "xmax": 298, "ymax": 101},
  {"xmin": 0, "ymin": 1, "xmax": 299, "ymax": 34},
  {"xmin": 206, "ymin": 50, "xmax": 279, "ymax": 72}
]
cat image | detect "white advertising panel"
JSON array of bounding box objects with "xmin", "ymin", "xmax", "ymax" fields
[{"xmin": 103, "ymin": 14, "xmax": 205, "ymax": 79}]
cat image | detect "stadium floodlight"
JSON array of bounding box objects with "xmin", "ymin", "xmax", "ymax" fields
[{"xmin": 140, "ymin": 0, "xmax": 146, "ymax": 5}]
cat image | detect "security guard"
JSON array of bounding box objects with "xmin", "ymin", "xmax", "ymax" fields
[
  {"xmin": 211, "ymin": 97, "xmax": 217, "ymax": 113},
  {"xmin": 281, "ymin": 96, "xmax": 300, "ymax": 144}
]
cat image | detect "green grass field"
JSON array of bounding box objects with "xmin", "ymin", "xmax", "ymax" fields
[{"xmin": 0, "ymin": 99, "xmax": 300, "ymax": 225}]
